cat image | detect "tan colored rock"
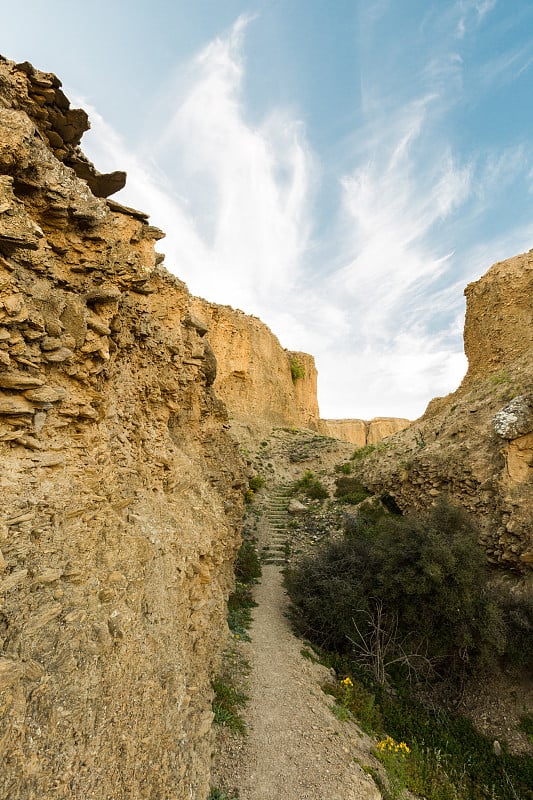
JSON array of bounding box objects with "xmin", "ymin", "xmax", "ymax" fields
[
  {"xmin": 0, "ymin": 372, "xmax": 44, "ymax": 389},
  {"xmin": 0, "ymin": 657, "xmax": 23, "ymax": 690},
  {"xmin": 0, "ymin": 54, "xmax": 245, "ymax": 800},
  {"xmin": 319, "ymin": 417, "xmax": 411, "ymax": 446},
  {"xmin": 0, "ymin": 174, "xmax": 44, "ymax": 249},
  {"xmin": 0, "ymin": 392, "xmax": 35, "ymax": 414},
  {"xmin": 319, "ymin": 419, "xmax": 368, "ymax": 446},
  {"xmin": 367, "ymin": 417, "xmax": 411, "ymax": 444},
  {"xmin": 505, "ymin": 432, "xmax": 533, "ymax": 485},
  {"xmin": 23, "ymin": 385, "xmax": 66, "ymax": 403},
  {"xmin": 351, "ymin": 249, "xmax": 533, "ymax": 572},
  {"xmin": 190, "ymin": 299, "xmax": 320, "ymax": 440}
]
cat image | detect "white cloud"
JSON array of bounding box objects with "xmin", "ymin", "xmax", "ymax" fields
[
  {"xmin": 478, "ymin": 44, "xmax": 533, "ymax": 87},
  {"xmin": 80, "ymin": 15, "xmax": 313, "ymax": 320},
  {"xmin": 77, "ymin": 9, "xmax": 531, "ymax": 422},
  {"xmin": 455, "ymin": 0, "xmax": 497, "ymax": 38},
  {"xmin": 150, "ymin": 14, "xmax": 313, "ymax": 314}
]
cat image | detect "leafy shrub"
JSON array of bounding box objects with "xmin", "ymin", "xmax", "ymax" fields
[
  {"xmin": 380, "ymin": 693, "xmax": 533, "ymax": 800},
  {"xmin": 290, "ymin": 357, "xmax": 306, "ymax": 381},
  {"xmin": 335, "ymin": 462, "xmax": 353, "ymax": 474},
  {"xmin": 249, "ymin": 475, "xmax": 265, "ymax": 491},
  {"xmin": 324, "ymin": 675, "xmax": 383, "ymax": 733},
  {"xmin": 520, "ymin": 713, "xmax": 533, "ymax": 745},
  {"xmin": 208, "ymin": 791, "xmax": 239, "ymax": 800},
  {"xmin": 286, "ymin": 500, "xmax": 504, "ymax": 683},
  {"xmin": 351, "ymin": 444, "xmax": 377, "ymax": 460},
  {"xmin": 334, "ymin": 476, "xmax": 371, "ymax": 505},
  {"xmin": 294, "ymin": 470, "xmax": 329, "ymax": 501},
  {"xmin": 494, "ymin": 586, "xmax": 533, "ymax": 667},
  {"xmin": 234, "ymin": 540, "xmax": 262, "ymax": 584}
]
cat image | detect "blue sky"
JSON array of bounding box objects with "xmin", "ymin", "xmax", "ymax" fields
[{"xmin": 2, "ymin": 0, "xmax": 533, "ymax": 419}]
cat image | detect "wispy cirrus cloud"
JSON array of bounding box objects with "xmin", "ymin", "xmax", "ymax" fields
[
  {"xmin": 478, "ymin": 43, "xmax": 533, "ymax": 86},
  {"xmin": 80, "ymin": 7, "xmax": 532, "ymax": 420},
  {"xmin": 150, "ymin": 13, "xmax": 313, "ymax": 314},
  {"xmin": 455, "ymin": 0, "xmax": 497, "ymax": 38},
  {"xmin": 83, "ymin": 14, "xmax": 313, "ymax": 320}
]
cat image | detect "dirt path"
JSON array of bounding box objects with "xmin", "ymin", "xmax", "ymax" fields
[
  {"xmin": 211, "ymin": 436, "xmax": 382, "ymax": 799},
  {"xmin": 235, "ymin": 559, "xmax": 380, "ymax": 800}
]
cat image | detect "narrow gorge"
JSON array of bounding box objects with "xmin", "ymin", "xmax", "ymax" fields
[{"xmin": 0, "ymin": 55, "xmax": 531, "ymax": 800}]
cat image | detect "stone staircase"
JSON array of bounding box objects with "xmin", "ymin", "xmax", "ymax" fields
[{"xmin": 261, "ymin": 483, "xmax": 292, "ymax": 565}]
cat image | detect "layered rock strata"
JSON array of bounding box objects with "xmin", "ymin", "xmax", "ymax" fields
[
  {"xmin": 190, "ymin": 299, "xmax": 412, "ymax": 447},
  {"xmin": 351, "ymin": 251, "xmax": 533, "ymax": 573},
  {"xmin": 319, "ymin": 417, "xmax": 411, "ymax": 446},
  {"xmin": 190, "ymin": 298, "xmax": 320, "ymax": 439},
  {"xmin": 0, "ymin": 56, "xmax": 245, "ymax": 800}
]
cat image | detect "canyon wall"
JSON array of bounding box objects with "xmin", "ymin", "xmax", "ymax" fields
[
  {"xmin": 0, "ymin": 57, "xmax": 246, "ymax": 799},
  {"xmin": 351, "ymin": 251, "xmax": 533, "ymax": 573},
  {"xmin": 319, "ymin": 417, "xmax": 411, "ymax": 446},
  {"xmin": 190, "ymin": 298, "xmax": 320, "ymax": 439},
  {"xmin": 191, "ymin": 299, "xmax": 411, "ymax": 446}
]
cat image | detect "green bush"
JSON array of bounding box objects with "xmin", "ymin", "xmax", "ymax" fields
[
  {"xmin": 286, "ymin": 500, "xmax": 504, "ymax": 684},
  {"xmin": 249, "ymin": 475, "xmax": 265, "ymax": 491},
  {"xmin": 334, "ymin": 476, "xmax": 371, "ymax": 505},
  {"xmin": 290, "ymin": 357, "xmax": 306, "ymax": 381},
  {"xmin": 494, "ymin": 587, "xmax": 533, "ymax": 667},
  {"xmin": 227, "ymin": 540, "xmax": 261, "ymax": 639},
  {"xmin": 294, "ymin": 470, "xmax": 329, "ymax": 501},
  {"xmin": 350, "ymin": 444, "xmax": 377, "ymax": 460},
  {"xmin": 234, "ymin": 540, "xmax": 262, "ymax": 584},
  {"xmin": 335, "ymin": 462, "xmax": 353, "ymax": 474}
]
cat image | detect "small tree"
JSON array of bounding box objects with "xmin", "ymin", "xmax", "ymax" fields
[{"xmin": 286, "ymin": 500, "xmax": 504, "ymax": 685}]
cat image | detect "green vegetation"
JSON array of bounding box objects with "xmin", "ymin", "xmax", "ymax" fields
[
  {"xmin": 294, "ymin": 470, "xmax": 329, "ymax": 501},
  {"xmin": 244, "ymin": 488, "xmax": 255, "ymax": 504},
  {"xmin": 212, "ymin": 678, "xmax": 248, "ymax": 733},
  {"xmin": 248, "ymin": 475, "xmax": 265, "ymax": 491},
  {"xmin": 287, "ymin": 500, "xmax": 504, "ymax": 682},
  {"xmin": 324, "ymin": 675, "xmax": 383, "ymax": 733},
  {"xmin": 520, "ymin": 714, "xmax": 533, "ymax": 746},
  {"xmin": 351, "ymin": 443, "xmax": 378, "ymax": 460},
  {"xmin": 208, "ymin": 791, "xmax": 239, "ymax": 800},
  {"xmin": 286, "ymin": 497, "xmax": 533, "ymax": 799},
  {"xmin": 317, "ymin": 653, "xmax": 533, "ymax": 800},
  {"xmin": 289, "ymin": 356, "xmax": 306, "ymax": 381},
  {"xmin": 234, "ymin": 539, "xmax": 262, "ymax": 584},
  {"xmin": 212, "ymin": 537, "xmax": 260, "ymax": 736},
  {"xmin": 335, "ymin": 461, "xmax": 353, "ymax": 474},
  {"xmin": 490, "ymin": 370, "xmax": 512, "ymax": 385},
  {"xmin": 227, "ymin": 540, "xmax": 261, "ymax": 640},
  {"xmin": 334, "ymin": 475, "xmax": 372, "ymax": 505}
]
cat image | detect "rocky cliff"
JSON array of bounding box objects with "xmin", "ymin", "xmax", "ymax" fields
[
  {"xmin": 190, "ymin": 298, "xmax": 320, "ymax": 440},
  {"xmin": 319, "ymin": 417, "xmax": 411, "ymax": 446},
  {"xmin": 351, "ymin": 250, "xmax": 533, "ymax": 573},
  {"xmin": 0, "ymin": 56, "xmax": 246, "ymax": 799},
  {"xmin": 190, "ymin": 298, "xmax": 411, "ymax": 446}
]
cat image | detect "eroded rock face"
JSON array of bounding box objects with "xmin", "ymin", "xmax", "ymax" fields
[
  {"xmin": 351, "ymin": 251, "xmax": 533, "ymax": 572},
  {"xmin": 319, "ymin": 417, "xmax": 411, "ymax": 446},
  {"xmin": 190, "ymin": 299, "xmax": 321, "ymax": 440},
  {"xmin": 0, "ymin": 56, "xmax": 245, "ymax": 799}
]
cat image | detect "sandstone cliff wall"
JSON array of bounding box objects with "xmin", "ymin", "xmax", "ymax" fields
[
  {"xmin": 0, "ymin": 57, "xmax": 246, "ymax": 800},
  {"xmin": 190, "ymin": 298, "xmax": 320, "ymax": 439},
  {"xmin": 351, "ymin": 251, "xmax": 533, "ymax": 573},
  {"xmin": 190, "ymin": 299, "xmax": 412, "ymax": 447},
  {"xmin": 319, "ymin": 417, "xmax": 411, "ymax": 446}
]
